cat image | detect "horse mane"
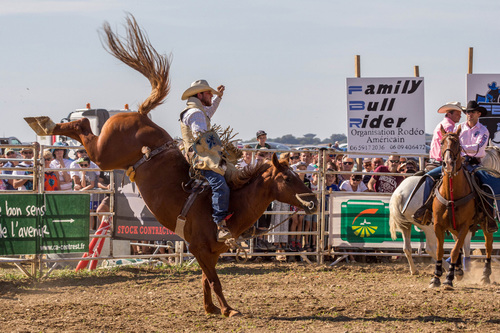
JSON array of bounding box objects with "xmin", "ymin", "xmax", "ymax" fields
[
  {"xmin": 100, "ymin": 13, "xmax": 171, "ymax": 115},
  {"xmin": 229, "ymin": 158, "xmax": 291, "ymax": 190},
  {"xmin": 229, "ymin": 162, "xmax": 270, "ymax": 189}
]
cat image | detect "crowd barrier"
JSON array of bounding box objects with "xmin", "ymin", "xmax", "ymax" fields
[{"xmin": 1, "ymin": 144, "xmax": 499, "ymax": 278}]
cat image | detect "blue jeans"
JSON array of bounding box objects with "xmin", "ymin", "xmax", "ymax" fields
[
  {"xmin": 200, "ymin": 169, "xmax": 230, "ymax": 225},
  {"xmin": 423, "ymin": 166, "xmax": 442, "ymax": 201}
]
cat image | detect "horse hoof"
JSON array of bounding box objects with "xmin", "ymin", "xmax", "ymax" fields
[
  {"xmin": 481, "ymin": 277, "xmax": 491, "ymax": 285},
  {"xmin": 410, "ymin": 270, "xmax": 419, "ymax": 276},
  {"xmin": 443, "ymin": 281, "xmax": 454, "ymax": 290},
  {"xmin": 228, "ymin": 310, "xmax": 242, "ymax": 317},
  {"xmin": 24, "ymin": 117, "xmax": 48, "ymax": 136},
  {"xmin": 428, "ymin": 277, "xmax": 440, "ymax": 288},
  {"xmin": 456, "ymin": 269, "xmax": 464, "ymax": 281},
  {"xmin": 35, "ymin": 116, "xmax": 56, "ymax": 135}
]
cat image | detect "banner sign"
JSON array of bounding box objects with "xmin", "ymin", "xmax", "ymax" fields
[
  {"xmin": 0, "ymin": 194, "xmax": 90, "ymax": 255},
  {"xmin": 113, "ymin": 171, "xmax": 182, "ymax": 242},
  {"xmin": 329, "ymin": 193, "xmax": 500, "ymax": 249},
  {"xmin": 467, "ymin": 74, "xmax": 500, "ymax": 147},
  {"xmin": 346, "ymin": 77, "xmax": 426, "ymax": 154}
]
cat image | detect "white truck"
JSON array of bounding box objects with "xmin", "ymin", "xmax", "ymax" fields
[{"xmin": 37, "ymin": 103, "xmax": 143, "ymax": 157}]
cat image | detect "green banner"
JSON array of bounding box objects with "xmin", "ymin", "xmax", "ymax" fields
[
  {"xmin": 340, "ymin": 199, "xmax": 500, "ymax": 244},
  {"xmin": 0, "ymin": 194, "xmax": 89, "ymax": 255}
]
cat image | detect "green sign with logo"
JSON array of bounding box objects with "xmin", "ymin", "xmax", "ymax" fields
[
  {"xmin": 338, "ymin": 198, "xmax": 499, "ymax": 245},
  {"xmin": 0, "ymin": 194, "xmax": 89, "ymax": 255}
]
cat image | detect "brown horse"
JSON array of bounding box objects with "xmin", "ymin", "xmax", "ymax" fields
[
  {"xmin": 25, "ymin": 15, "xmax": 317, "ymax": 317},
  {"xmin": 429, "ymin": 126, "xmax": 494, "ymax": 289}
]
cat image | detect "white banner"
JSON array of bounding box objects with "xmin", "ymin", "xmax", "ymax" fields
[
  {"xmin": 346, "ymin": 77, "xmax": 426, "ymax": 154},
  {"xmin": 467, "ymin": 74, "xmax": 500, "ymax": 147}
]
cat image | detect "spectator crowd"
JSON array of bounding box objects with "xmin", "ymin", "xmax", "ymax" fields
[
  {"xmin": 235, "ymin": 130, "xmax": 422, "ymax": 258},
  {"xmin": 1, "ymin": 133, "xmax": 423, "ymax": 258}
]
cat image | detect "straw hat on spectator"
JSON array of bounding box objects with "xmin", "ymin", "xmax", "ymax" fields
[{"xmin": 4, "ymin": 148, "xmax": 17, "ymax": 156}]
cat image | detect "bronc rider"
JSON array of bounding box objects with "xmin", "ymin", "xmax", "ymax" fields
[{"xmin": 179, "ymin": 79, "xmax": 233, "ymax": 242}]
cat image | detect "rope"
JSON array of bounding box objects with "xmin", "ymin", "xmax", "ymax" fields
[{"xmin": 469, "ymin": 167, "xmax": 500, "ymax": 221}]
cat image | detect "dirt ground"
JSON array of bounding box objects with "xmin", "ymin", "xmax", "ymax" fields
[{"xmin": 1, "ymin": 257, "xmax": 499, "ymax": 332}]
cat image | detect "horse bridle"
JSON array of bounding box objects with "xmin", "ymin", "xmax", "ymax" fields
[{"xmin": 441, "ymin": 134, "xmax": 463, "ymax": 177}]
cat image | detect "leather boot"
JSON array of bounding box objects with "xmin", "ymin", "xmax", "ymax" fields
[
  {"xmin": 412, "ymin": 204, "xmax": 432, "ymax": 225},
  {"xmin": 216, "ymin": 223, "xmax": 232, "ymax": 242},
  {"xmin": 486, "ymin": 217, "xmax": 498, "ymax": 233},
  {"xmin": 216, "ymin": 213, "xmax": 234, "ymax": 242}
]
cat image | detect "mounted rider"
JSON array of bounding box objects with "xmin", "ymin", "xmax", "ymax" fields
[
  {"xmin": 413, "ymin": 100, "xmax": 498, "ymax": 233},
  {"xmin": 428, "ymin": 102, "xmax": 463, "ymax": 164},
  {"xmin": 179, "ymin": 79, "xmax": 233, "ymax": 242}
]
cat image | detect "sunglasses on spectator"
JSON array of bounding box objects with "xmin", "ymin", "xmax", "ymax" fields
[
  {"xmin": 80, "ymin": 163, "xmax": 89, "ymax": 167},
  {"xmin": 328, "ymin": 154, "xmax": 335, "ymax": 158},
  {"xmin": 389, "ymin": 160, "xmax": 400, "ymax": 164},
  {"xmin": 351, "ymin": 177, "xmax": 362, "ymax": 181},
  {"xmin": 343, "ymin": 161, "xmax": 353, "ymax": 165},
  {"xmin": 44, "ymin": 158, "xmax": 52, "ymax": 161}
]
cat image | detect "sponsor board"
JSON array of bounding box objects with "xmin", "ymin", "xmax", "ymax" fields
[
  {"xmin": 346, "ymin": 77, "xmax": 426, "ymax": 154},
  {"xmin": 0, "ymin": 194, "xmax": 89, "ymax": 255},
  {"xmin": 329, "ymin": 193, "xmax": 500, "ymax": 249},
  {"xmin": 113, "ymin": 170, "xmax": 182, "ymax": 242}
]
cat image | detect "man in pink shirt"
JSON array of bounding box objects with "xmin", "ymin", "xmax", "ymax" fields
[
  {"xmin": 458, "ymin": 101, "xmax": 489, "ymax": 162},
  {"xmin": 429, "ymin": 102, "xmax": 463, "ymax": 162}
]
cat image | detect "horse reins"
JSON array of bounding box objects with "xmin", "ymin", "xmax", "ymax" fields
[{"xmin": 438, "ymin": 135, "xmax": 469, "ymax": 229}]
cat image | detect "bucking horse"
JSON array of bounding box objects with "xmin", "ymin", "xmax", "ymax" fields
[{"xmin": 25, "ymin": 15, "xmax": 318, "ymax": 316}]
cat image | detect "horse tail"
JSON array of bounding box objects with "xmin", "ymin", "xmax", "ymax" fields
[
  {"xmin": 389, "ymin": 190, "xmax": 406, "ymax": 240},
  {"xmin": 100, "ymin": 13, "xmax": 171, "ymax": 116}
]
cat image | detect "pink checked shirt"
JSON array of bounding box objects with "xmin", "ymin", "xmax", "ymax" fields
[{"xmin": 429, "ymin": 117, "xmax": 457, "ymax": 161}]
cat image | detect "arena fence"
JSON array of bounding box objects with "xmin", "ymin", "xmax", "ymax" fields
[{"xmin": 1, "ymin": 144, "xmax": 499, "ymax": 278}]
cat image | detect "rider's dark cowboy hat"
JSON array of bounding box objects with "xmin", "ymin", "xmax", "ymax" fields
[{"xmin": 464, "ymin": 100, "xmax": 487, "ymax": 117}]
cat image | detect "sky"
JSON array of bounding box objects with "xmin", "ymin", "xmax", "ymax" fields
[{"xmin": 2, "ymin": 0, "xmax": 500, "ymax": 144}]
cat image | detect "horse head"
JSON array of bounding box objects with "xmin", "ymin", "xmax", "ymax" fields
[
  {"xmin": 440, "ymin": 125, "xmax": 462, "ymax": 176},
  {"xmin": 268, "ymin": 153, "xmax": 318, "ymax": 214}
]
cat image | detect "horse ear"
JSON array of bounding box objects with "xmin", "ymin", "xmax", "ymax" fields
[
  {"xmin": 456, "ymin": 124, "xmax": 462, "ymax": 136},
  {"xmin": 440, "ymin": 124, "xmax": 446, "ymax": 136},
  {"xmin": 271, "ymin": 153, "xmax": 280, "ymax": 169}
]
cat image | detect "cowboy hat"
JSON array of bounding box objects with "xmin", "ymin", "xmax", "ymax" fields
[
  {"xmin": 464, "ymin": 100, "xmax": 487, "ymax": 117},
  {"xmin": 437, "ymin": 101, "xmax": 464, "ymax": 114},
  {"xmin": 181, "ymin": 79, "xmax": 219, "ymax": 100}
]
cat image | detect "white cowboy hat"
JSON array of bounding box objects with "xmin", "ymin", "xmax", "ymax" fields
[
  {"xmin": 437, "ymin": 101, "xmax": 464, "ymax": 114},
  {"xmin": 181, "ymin": 79, "xmax": 219, "ymax": 100}
]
